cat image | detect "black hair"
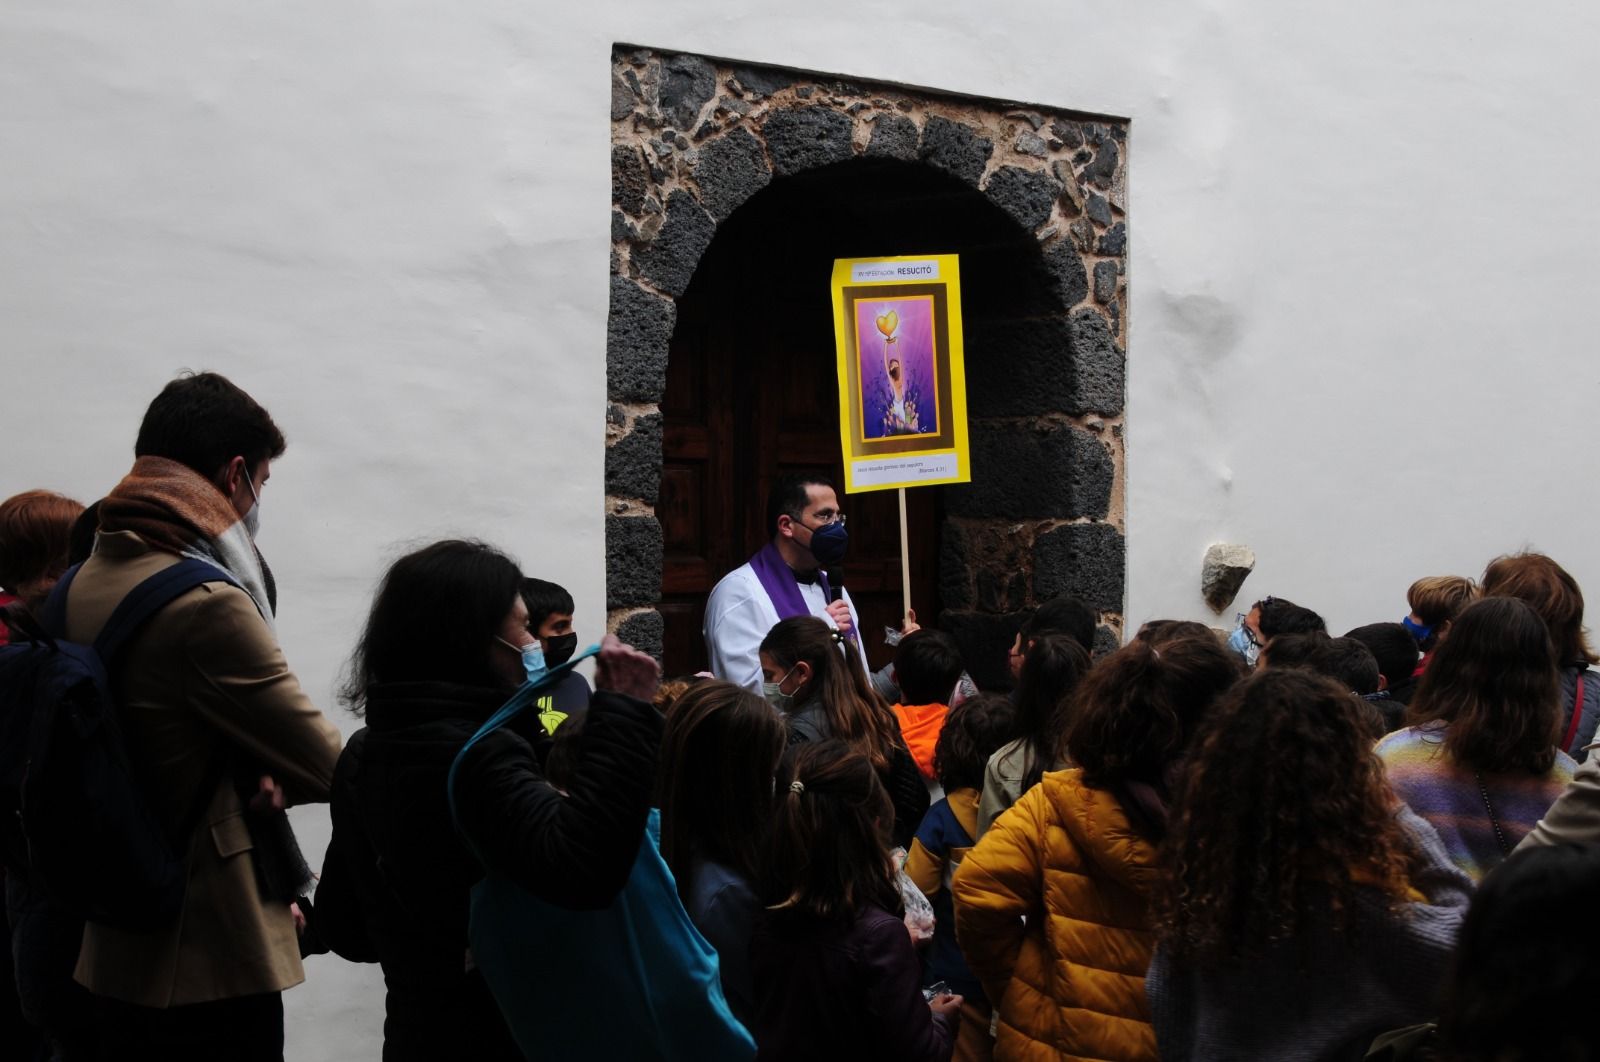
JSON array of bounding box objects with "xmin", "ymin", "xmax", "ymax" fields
[
  {"xmin": 343, "ymin": 539, "xmax": 524, "ymax": 714},
  {"xmin": 1255, "ymin": 597, "xmax": 1327, "ymax": 639},
  {"xmin": 894, "ymin": 629, "xmax": 964, "ymax": 705},
  {"xmin": 1435, "ymin": 844, "xmax": 1600, "ymax": 1062},
  {"xmin": 134, "ymin": 371, "xmax": 287, "ymax": 480},
  {"xmin": 521, "ymin": 577, "xmax": 575, "ymax": 629},
  {"xmin": 1344, "ymin": 622, "xmax": 1420, "ymax": 692},
  {"xmin": 1012, "ymin": 633, "xmax": 1092, "ymax": 791},
  {"xmin": 764, "ymin": 472, "xmax": 834, "ymax": 538},
  {"xmin": 932, "ymin": 694, "xmax": 1016, "ymax": 792},
  {"xmin": 1021, "ymin": 594, "xmax": 1097, "ymax": 654},
  {"xmin": 1265, "ymin": 633, "xmax": 1380, "ymax": 696}
]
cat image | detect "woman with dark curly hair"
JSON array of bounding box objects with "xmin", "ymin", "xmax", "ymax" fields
[
  {"xmin": 1376, "ymin": 595, "xmax": 1576, "ymax": 882},
  {"xmin": 1147, "ymin": 668, "xmax": 1472, "ymax": 1062},
  {"xmin": 954, "ymin": 630, "xmax": 1238, "ymax": 1061}
]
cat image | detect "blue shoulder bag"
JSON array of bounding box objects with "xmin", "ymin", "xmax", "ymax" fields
[{"xmin": 447, "ymin": 649, "xmax": 755, "ymax": 1061}]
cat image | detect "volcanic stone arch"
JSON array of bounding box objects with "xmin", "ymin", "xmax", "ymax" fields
[{"xmin": 605, "ymin": 47, "xmax": 1129, "ymax": 686}]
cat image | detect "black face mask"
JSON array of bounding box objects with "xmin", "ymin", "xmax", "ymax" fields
[{"xmin": 542, "ymin": 632, "xmax": 579, "ymax": 667}]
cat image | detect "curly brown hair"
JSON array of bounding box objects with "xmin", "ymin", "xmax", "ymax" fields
[{"xmin": 1155, "ymin": 669, "xmax": 1416, "ymax": 962}]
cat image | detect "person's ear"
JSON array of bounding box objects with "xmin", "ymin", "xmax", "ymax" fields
[
  {"xmin": 776, "ymin": 513, "xmax": 795, "ymax": 540},
  {"xmin": 215, "ymin": 456, "xmax": 247, "ymax": 495},
  {"xmin": 1377, "ymin": 674, "xmax": 1389, "ymax": 691},
  {"xmin": 792, "ymin": 660, "xmax": 813, "ymax": 689}
]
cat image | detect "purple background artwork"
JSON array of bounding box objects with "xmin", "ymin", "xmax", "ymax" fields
[{"xmin": 856, "ymin": 296, "xmax": 938, "ymax": 439}]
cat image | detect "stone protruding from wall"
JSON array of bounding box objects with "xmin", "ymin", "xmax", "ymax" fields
[
  {"xmin": 1202, "ymin": 543, "xmax": 1257, "ymax": 614},
  {"xmin": 607, "ymin": 47, "xmax": 1130, "ymax": 666}
]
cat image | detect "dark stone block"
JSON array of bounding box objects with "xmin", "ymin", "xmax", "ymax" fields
[
  {"xmin": 983, "ymin": 166, "xmax": 1061, "ymax": 232},
  {"xmin": 659, "ymin": 54, "xmax": 718, "ymax": 132},
  {"xmin": 918, "ymin": 116, "xmax": 992, "ymax": 186},
  {"xmin": 694, "ymin": 127, "xmax": 772, "ymax": 221},
  {"xmin": 1097, "ymin": 222, "xmax": 1127, "ymax": 256},
  {"xmin": 945, "ymin": 423, "xmax": 1112, "ymax": 521},
  {"xmin": 734, "ymin": 65, "xmax": 795, "ymax": 98},
  {"xmin": 634, "ymin": 189, "xmax": 716, "ymax": 297},
  {"xmin": 1050, "ymin": 119, "xmax": 1084, "ymax": 149},
  {"xmin": 1093, "ymin": 260, "xmax": 1118, "ymax": 304},
  {"xmin": 1093, "ymin": 624, "xmax": 1121, "ymax": 658},
  {"xmin": 866, "ymin": 114, "xmax": 920, "ymax": 161},
  {"xmin": 939, "ymin": 610, "xmax": 1026, "ymax": 692},
  {"xmin": 1086, "ymin": 194, "xmax": 1112, "ymax": 226},
  {"xmin": 611, "ymin": 210, "xmax": 636, "ymax": 243},
  {"xmin": 1041, "ymin": 241, "xmax": 1088, "ymax": 310},
  {"xmin": 606, "ymin": 515, "xmax": 663, "ymax": 608},
  {"xmin": 605, "ymin": 412, "xmax": 663, "ymax": 503},
  {"xmin": 615, "ymin": 609, "xmax": 665, "ymax": 662},
  {"xmin": 1068, "ymin": 309, "xmax": 1126, "ymax": 416},
  {"xmin": 966, "ymin": 316, "xmax": 1071, "ymax": 418},
  {"xmin": 612, "ymin": 145, "xmax": 650, "ymax": 215},
  {"xmin": 762, "ymin": 106, "xmax": 855, "ymax": 176},
  {"xmin": 977, "ymin": 569, "xmax": 1028, "ymax": 613},
  {"xmin": 606, "ymin": 277, "xmax": 676, "ymax": 403},
  {"xmin": 611, "ymin": 72, "xmax": 636, "ymax": 122},
  {"xmin": 1082, "ymin": 136, "xmax": 1119, "ymax": 189},
  {"xmin": 1033, "ymin": 523, "xmax": 1125, "ymax": 614},
  {"xmin": 938, "ymin": 519, "xmax": 975, "ymax": 610}
]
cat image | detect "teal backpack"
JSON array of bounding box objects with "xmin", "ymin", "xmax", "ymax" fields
[{"xmin": 447, "ymin": 650, "xmax": 755, "ymax": 1061}]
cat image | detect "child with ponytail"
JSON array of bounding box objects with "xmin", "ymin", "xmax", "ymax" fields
[
  {"xmin": 752, "ymin": 741, "xmax": 960, "ymax": 1061},
  {"xmin": 760, "ymin": 616, "xmax": 929, "ymax": 847}
]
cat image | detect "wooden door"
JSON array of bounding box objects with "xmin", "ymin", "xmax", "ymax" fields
[{"xmin": 658, "ymin": 204, "xmax": 942, "ymax": 677}]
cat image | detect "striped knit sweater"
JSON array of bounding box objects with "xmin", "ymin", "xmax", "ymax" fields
[{"xmin": 1375, "ymin": 723, "xmax": 1575, "ymax": 883}]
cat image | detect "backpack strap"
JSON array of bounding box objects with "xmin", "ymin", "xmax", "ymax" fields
[
  {"xmin": 92, "ymin": 559, "xmax": 238, "ymax": 667},
  {"xmin": 1563, "ymin": 671, "xmax": 1587, "ymax": 753},
  {"xmin": 37, "ymin": 562, "xmax": 82, "ymax": 639}
]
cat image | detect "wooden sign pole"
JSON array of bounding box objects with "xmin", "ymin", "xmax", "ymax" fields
[{"xmin": 898, "ymin": 487, "xmax": 913, "ymax": 623}]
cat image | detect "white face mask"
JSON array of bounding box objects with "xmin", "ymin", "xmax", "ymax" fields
[{"xmin": 242, "ymin": 471, "xmax": 262, "ymax": 539}]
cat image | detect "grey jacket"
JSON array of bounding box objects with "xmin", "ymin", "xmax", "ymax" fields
[{"xmin": 1557, "ymin": 665, "xmax": 1600, "ymax": 761}]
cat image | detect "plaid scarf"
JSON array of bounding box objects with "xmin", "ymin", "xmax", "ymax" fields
[{"xmin": 98, "ymin": 456, "xmax": 276, "ymax": 627}]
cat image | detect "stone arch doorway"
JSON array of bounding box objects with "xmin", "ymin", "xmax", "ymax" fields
[{"xmin": 605, "ymin": 48, "xmax": 1130, "ymax": 687}]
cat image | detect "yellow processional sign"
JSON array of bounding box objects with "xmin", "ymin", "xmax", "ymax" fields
[{"xmin": 829, "ymin": 254, "xmax": 970, "ymax": 495}]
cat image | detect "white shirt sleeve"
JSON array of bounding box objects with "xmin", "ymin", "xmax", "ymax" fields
[
  {"xmin": 704, "ymin": 565, "xmax": 870, "ymax": 692},
  {"xmin": 704, "ymin": 566, "xmax": 777, "ymax": 693}
]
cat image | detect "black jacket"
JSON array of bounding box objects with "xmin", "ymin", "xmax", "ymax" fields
[{"xmin": 315, "ymin": 680, "xmax": 662, "ymax": 1062}]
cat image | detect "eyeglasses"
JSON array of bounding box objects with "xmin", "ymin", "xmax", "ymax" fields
[
  {"xmin": 797, "ymin": 511, "xmax": 846, "ymax": 528},
  {"xmin": 1234, "ymin": 612, "xmax": 1263, "ymax": 649}
]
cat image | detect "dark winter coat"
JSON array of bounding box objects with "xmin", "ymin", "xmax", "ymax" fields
[
  {"xmin": 752, "ymin": 903, "xmax": 956, "ymax": 1061},
  {"xmin": 315, "ymin": 680, "xmax": 662, "ymax": 1062}
]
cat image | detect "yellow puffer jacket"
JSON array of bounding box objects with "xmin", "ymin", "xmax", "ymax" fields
[{"xmin": 952, "ymin": 768, "xmax": 1160, "ymax": 1062}]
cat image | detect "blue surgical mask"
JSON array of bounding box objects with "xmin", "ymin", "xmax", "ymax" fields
[
  {"xmin": 1401, "ymin": 615, "xmax": 1434, "ymax": 645},
  {"xmin": 808, "ymin": 521, "xmax": 849, "ymax": 565},
  {"xmin": 1227, "ymin": 622, "xmax": 1260, "ymax": 667},
  {"xmin": 498, "ymin": 637, "xmax": 546, "ymax": 684}
]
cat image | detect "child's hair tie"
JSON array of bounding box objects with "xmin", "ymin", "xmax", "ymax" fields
[
  {"xmin": 789, "ymin": 780, "xmax": 805, "ymax": 795},
  {"xmin": 831, "ymin": 628, "xmax": 845, "ymax": 645}
]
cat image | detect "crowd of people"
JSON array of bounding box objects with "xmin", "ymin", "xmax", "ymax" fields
[{"xmin": 3, "ymin": 372, "xmax": 1600, "ymax": 1061}]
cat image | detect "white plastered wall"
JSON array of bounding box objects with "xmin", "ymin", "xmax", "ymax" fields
[{"xmin": 4, "ymin": 2, "xmax": 1598, "ymax": 1056}]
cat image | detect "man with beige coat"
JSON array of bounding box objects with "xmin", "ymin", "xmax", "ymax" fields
[{"xmin": 60, "ymin": 373, "xmax": 342, "ymax": 1059}]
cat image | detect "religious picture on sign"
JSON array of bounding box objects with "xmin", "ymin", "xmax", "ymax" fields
[
  {"xmin": 830, "ymin": 254, "xmax": 970, "ymax": 494},
  {"xmin": 857, "ymin": 296, "xmax": 938, "ymax": 440}
]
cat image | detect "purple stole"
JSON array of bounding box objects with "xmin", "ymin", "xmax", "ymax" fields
[{"xmin": 747, "ymin": 542, "xmax": 863, "ymax": 655}]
